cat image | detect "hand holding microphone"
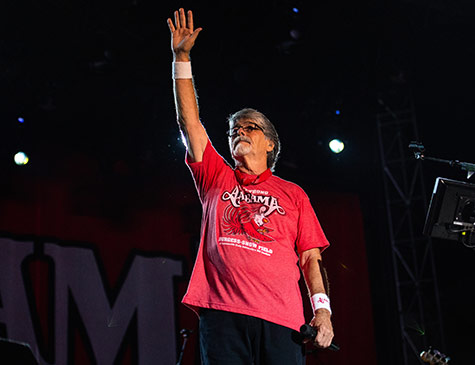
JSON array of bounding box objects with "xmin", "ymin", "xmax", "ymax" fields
[{"xmin": 300, "ymin": 324, "xmax": 340, "ymax": 351}]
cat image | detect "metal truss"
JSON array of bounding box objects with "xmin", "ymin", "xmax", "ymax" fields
[{"xmin": 377, "ymin": 108, "xmax": 445, "ymax": 365}]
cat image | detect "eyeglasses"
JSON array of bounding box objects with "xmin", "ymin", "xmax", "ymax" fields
[{"xmin": 226, "ymin": 123, "xmax": 264, "ymax": 137}]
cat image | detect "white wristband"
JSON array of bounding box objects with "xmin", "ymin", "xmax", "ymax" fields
[
  {"xmin": 172, "ymin": 61, "xmax": 193, "ymax": 79},
  {"xmin": 310, "ymin": 293, "xmax": 332, "ymax": 315}
]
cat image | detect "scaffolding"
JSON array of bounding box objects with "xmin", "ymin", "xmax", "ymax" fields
[{"xmin": 377, "ymin": 107, "xmax": 445, "ymax": 365}]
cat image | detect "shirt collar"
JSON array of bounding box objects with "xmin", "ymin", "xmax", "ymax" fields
[{"xmin": 234, "ymin": 168, "xmax": 272, "ymax": 186}]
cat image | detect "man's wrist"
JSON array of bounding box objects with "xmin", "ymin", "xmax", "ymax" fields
[
  {"xmin": 173, "ymin": 52, "xmax": 190, "ymax": 62},
  {"xmin": 172, "ymin": 61, "xmax": 193, "ymax": 80},
  {"xmin": 314, "ymin": 308, "xmax": 331, "ymax": 316},
  {"xmin": 310, "ymin": 293, "xmax": 332, "ymax": 315}
]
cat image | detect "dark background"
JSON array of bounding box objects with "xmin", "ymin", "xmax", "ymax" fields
[{"xmin": 1, "ymin": 0, "xmax": 474, "ymax": 363}]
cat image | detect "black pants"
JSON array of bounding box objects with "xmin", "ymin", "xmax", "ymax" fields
[{"xmin": 199, "ymin": 309, "xmax": 305, "ymax": 365}]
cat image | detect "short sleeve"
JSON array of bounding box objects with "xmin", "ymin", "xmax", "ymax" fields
[
  {"xmin": 186, "ymin": 139, "xmax": 232, "ymax": 201},
  {"xmin": 295, "ymin": 196, "xmax": 330, "ymax": 254}
]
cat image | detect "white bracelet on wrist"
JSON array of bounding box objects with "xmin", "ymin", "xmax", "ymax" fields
[
  {"xmin": 172, "ymin": 61, "xmax": 193, "ymax": 79},
  {"xmin": 310, "ymin": 293, "xmax": 332, "ymax": 315}
]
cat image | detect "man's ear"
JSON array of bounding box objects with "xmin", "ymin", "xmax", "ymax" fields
[{"xmin": 266, "ymin": 141, "xmax": 275, "ymax": 153}]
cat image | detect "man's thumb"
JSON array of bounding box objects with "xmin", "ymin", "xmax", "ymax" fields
[{"xmin": 191, "ymin": 28, "xmax": 203, "ymax": 40}]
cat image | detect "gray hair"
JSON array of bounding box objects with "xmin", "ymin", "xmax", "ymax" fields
[{"xmin": 227, "ymin": 108, "xmax": 281, "ymax": 171}]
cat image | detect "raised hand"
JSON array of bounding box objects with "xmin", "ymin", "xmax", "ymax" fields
[{"xmin": 167, "ymin": 8, "xmax": 202, "ymax": 61}]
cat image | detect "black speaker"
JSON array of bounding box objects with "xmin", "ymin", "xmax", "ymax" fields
[{"xmin": 0, "ymin": 338, "xmax": 38, "ymax": 364}]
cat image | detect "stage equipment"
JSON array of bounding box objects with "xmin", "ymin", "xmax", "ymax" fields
[
  {"xmin": 379, "ymin": 110, "xmax": 445, "ymax": 365},
  {"xmin": 424, "ymin": 177, "xmax": 475, "ymax": 248},
  {"xmin": 420, "ymin": 347, "xmax": 451, "ymax": 364},
  {"xmin": 409, "ymin": 141, "xmax": 475, "ymax": 179},
  {"xmin": 176, "ymin": 328, "xmax": 192, "ymax": 365}
]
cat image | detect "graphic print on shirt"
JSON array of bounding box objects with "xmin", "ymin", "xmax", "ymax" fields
[{"xmin": 221, "ymin": 186, "xmax": 285, "ymax": 244}]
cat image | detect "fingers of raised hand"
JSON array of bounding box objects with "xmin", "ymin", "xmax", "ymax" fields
[
  {"xmin": 187, "ymin": 10, "xmax": 194, "ymax": 31},
  {"xmin": 179, "ymin": 8, "xmax": 187, "ymax": 29},
  {"xmin": 174, "ymin": 10, "xmax": 181, "ymax": 29},
  {"xmin": 170, "ymin": 9, "xmax": 195, "ymax": 32},
  {"xmin": 167, "ymin": 18, "xmax": 175, "ymax": 33}
]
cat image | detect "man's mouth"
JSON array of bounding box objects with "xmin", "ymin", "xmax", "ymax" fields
[{"xmin": 234, "ymin": 137, "xmax": 251, "ymax": 148}]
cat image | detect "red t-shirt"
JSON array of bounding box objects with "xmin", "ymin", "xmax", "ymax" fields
[{"xmin": 183, "ymin": 140, "xmax": 329, "ymax": 331}]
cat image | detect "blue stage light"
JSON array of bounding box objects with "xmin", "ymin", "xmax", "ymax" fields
[
  {"xmin": 335, "ymin": 110, "xmax": 340, "ymax": 115},
  {"xmin": 18, "ymin": 117, "xmax": 24, "ymax": 123},
  {"xmin": 292, "ymin": 8, "xmax": 299, "ymax": 14}
]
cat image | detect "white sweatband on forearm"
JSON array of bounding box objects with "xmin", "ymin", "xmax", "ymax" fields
[
  {"xmin": 310, "ymin": 293, "xmax": 332, "ymax": 315},
  {"xmin": 172, "ymin": 61, "xmax": 193, "ymax": 80}
]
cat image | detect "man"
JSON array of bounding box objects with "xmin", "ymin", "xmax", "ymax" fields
[{"xmin": 167, "ymin": 8, "xmax": 334, "ymax": 364}]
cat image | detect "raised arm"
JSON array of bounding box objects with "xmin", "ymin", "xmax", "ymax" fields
[
  {"xmin": 167, "ymin": 8, "xmax": 207, "ymax": 162},
  {"xmin": 299, "ymin": 248, "xmax": 334, "ymax": 348}
]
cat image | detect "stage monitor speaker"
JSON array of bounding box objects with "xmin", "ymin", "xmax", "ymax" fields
[
  {"xmin": 0, "ymin": 338, "xmax": 38, "ymax": 364},
  {"xmin": 424, "ymin": 177, "xmax": 475, "ymax": 245}
]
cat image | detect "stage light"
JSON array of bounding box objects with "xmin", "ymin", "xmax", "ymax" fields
[
  {"xmin": 329, "ymin": 139, "xmax": 345, "ymax": 154},
  {"xmin": 14, "ymin": 152, "xmax": 29, "ymax": 165},
  {"xmin": 335, "ymin": 110, "xmax": 340, "ymax": 115},
  {"xmin": 289, "ymin": 29, "xmax": 301, "ymax": 40},
  {"xmin": 292, "ymin": 7, "xmax": 299, "ymax": 14},
  {"xmin": 18, "ymin": 117, "xmax": 24, "ymax": 123}
]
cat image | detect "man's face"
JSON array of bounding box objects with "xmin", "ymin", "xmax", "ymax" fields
[{"xmin": 228, "ymin": 119, "xmax": 274, "ymax": 161}]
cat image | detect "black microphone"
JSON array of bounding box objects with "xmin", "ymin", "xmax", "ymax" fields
[{"xmin": 300, "ymin": 324, "xmax": 340, "ymax": 351}]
